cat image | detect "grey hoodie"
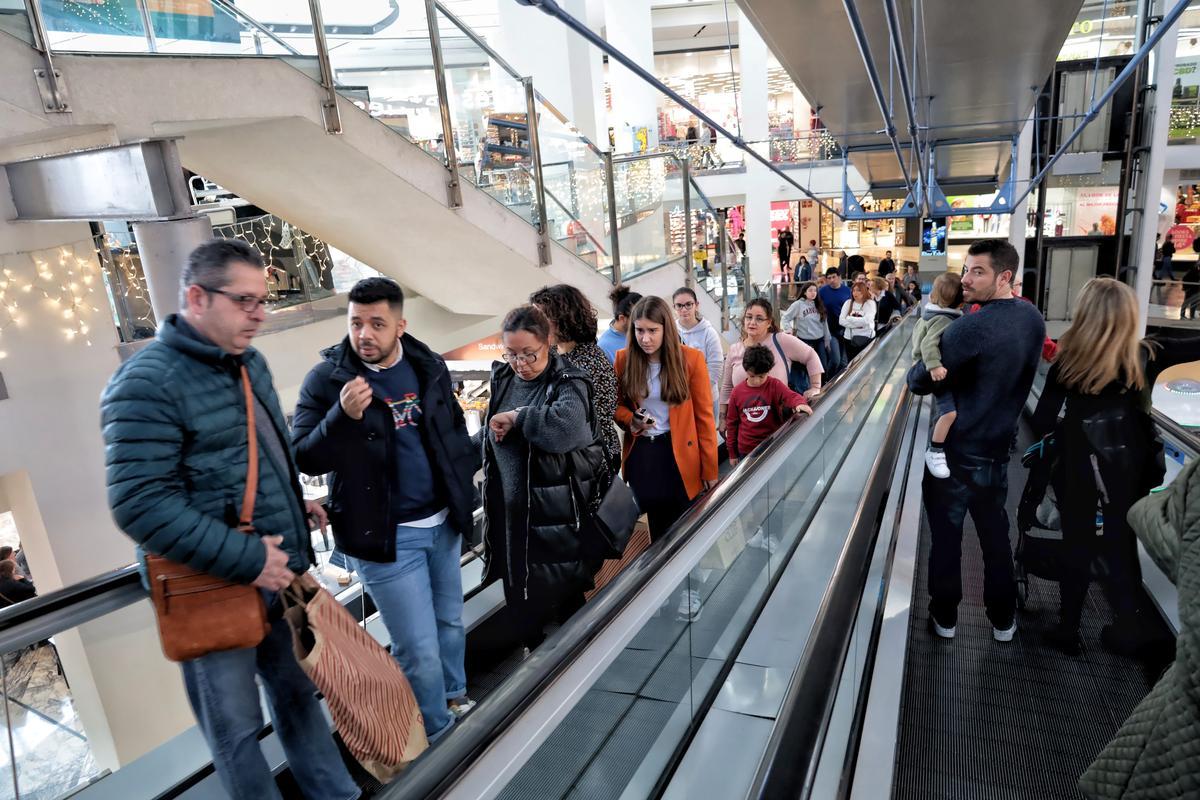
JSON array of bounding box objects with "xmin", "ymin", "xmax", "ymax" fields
[
  {"xmin": 679, "ymin": 316, "xmax": 724, "ymax": 390},
  {"xmin": 782, "ymin": 298, "xmax": 830, "ymax": 342}
]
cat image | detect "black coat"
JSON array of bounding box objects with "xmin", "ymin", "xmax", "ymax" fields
[
  {"xmin": 292, "ymin": 335, "xmax": 476, "ymax": 563},
  {"xmin": 0, "ymin": 577, "xmax": 35, "ymax": 607},
  {"xmin": 480, "ymin": 356, "xmax": 606, "ymax": 600}
]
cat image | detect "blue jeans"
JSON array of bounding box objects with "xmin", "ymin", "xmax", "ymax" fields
[
  {"xmin": 180, "ymin": 593, "xmax": 360, "ymax": 800},
  {"xmin": 348, "ymin": 521, "xmax": 466, "ymax": 742}
]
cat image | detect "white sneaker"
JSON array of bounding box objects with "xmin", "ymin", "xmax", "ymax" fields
[
  {"xmin": 448, "ymin": 697, "xmax": 476, "ymax": 719},
  {"xmin": 930, "ymin": 617, "xmax": 956, "ymax": 639},
  {"xmin": 925, "ymin": 448, "xmax": 950, "ymax": 479},
  {"xmin": 677, "ymin": 589, "xmax": 703, "ymax": 622},
  {"xmin": 993, "ymin": 621, "xmax": 1017, "ymax": 642},
  {"xmin": 746, "ymin": 527, "xmax": 781, "ymax": 554}
]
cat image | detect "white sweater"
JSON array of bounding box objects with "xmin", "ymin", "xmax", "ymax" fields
[{"xmin": 839, "ymin": 299, "xmax": 877, "ymax": 340}]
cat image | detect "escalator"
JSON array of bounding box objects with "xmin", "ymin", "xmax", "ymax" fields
[{"xmin": 3, "ymin": 317, "xmax": 1185, "ymax": 800}]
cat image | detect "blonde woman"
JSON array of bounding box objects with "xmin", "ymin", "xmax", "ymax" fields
[{"xmin": 1031, "ymin": 278, "xmax": 1200, "ymax": 656}]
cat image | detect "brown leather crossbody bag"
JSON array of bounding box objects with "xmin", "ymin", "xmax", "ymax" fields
[{"xmin": 146, "ymin": 365, "xmax": 270, "ymax": 662}]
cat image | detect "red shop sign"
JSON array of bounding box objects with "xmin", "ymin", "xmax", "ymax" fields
[{"xmin": 1168, "ymin": 224, "xmax": 1195, "ymax": 251}]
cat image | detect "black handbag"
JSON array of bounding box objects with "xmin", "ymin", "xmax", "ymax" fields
[{"xmin": 576, "ymin": 474, "xmax": 641, "ymax": 560}]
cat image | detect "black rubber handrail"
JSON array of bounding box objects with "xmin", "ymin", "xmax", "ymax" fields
[{"xmin": 382, "ymin": 310, "xmax": 917, "ymax": 800}]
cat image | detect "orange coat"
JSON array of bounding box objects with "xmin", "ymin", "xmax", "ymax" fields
[{"xmin": 614, "ymin": 345, "xmax": 719, "ymax": 500}]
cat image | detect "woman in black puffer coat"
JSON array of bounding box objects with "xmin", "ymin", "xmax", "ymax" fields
[{"xmin": 475, "ymin": 305, "xmax": 606, "ymax": 650}]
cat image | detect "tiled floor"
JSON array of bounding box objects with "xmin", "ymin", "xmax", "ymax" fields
[{"xmin": 0, "ymin": 644, "xmax": 100, "ymax": 800}]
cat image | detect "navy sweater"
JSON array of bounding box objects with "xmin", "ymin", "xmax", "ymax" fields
[{"xmin": 940, "ymin": 298, "xmax": 1045, "ymax": 458}]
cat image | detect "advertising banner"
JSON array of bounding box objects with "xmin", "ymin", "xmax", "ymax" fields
[
  {"xmin": 40, "ymin": 0, "xmax": 241, "ymax": 43},
  {"xmin": 1073, "ymin": 188, "xmax": 1119, "ymax": 236},
  {"xmin": 798, "ymin": 200, "xmax": 820, "ymax": 253},
  {"xmin": 770, "ymin": 201, "xmax": 794, "ymax": 249}
]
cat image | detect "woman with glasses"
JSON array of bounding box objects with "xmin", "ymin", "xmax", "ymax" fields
[
  {"xmin": 673, "ymin": 287, "xmax": 724, "ymax": 430},
  {"xmin": 615, "ymin": 297, "xmax": 718, "ymax": 621},
  {"xmin": 720, "ymin": 298, "xmax": 822, "ymax": 429},
  {"xmin": 476, "ymin": 305, "xmax": 604, "ymax": 652}
]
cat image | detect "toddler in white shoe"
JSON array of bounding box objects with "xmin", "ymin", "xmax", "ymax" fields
[{"xmin": 910, "ymin": 272, "xmax": 964, "ymax": 478}]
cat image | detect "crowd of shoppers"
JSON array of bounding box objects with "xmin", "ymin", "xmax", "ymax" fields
[{"xmin": 96, "ymin": 230, "xmax": 1200, "ymax": 800}]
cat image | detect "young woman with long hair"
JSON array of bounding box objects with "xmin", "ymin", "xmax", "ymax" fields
[
  {"xmin": 615, "ymin": 296, "xmax": 718, "ymax": 621},
  {"xmin": 720, "ymin": 298, "xmax": 822, "ymax": 428},
  {"xmin": 1031, "ymin": 277, "xmax": 1200, "ymax": 655},
  {"xmin": 781, "ymin": 282, "xmax": 830, "ymax": 369},
  {"xmin": 673, "ymin": 287, "xmax": 724, "ymax": 431},
  {"xmin": 839, "ymin": 281, "xmax": 877, "ymax": 360}
]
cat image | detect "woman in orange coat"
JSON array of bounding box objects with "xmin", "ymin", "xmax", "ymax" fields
[{"xmin": 614, "ymin": 296, "xmax": 719, "ymax": 540}]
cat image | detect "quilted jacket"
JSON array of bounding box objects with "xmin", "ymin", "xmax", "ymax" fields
[
  {"xmin": 1080, "ymin": 458, "xmax": 1200, "ymax": 799},
  {"xmin": 101, "ymin": 314, "xmax": 312, "ymax": 584}
]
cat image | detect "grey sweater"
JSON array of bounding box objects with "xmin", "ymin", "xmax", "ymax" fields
[
  {"xmin": 782, "ymin": 299, "xmax": 830, "ymax": 341},
  {"xmin": 474, "ymin": 369, "xmax": 593, "ymax": 508}
]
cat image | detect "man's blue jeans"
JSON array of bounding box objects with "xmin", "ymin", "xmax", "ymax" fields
[
  {"xmin": 180, "ymin": 593, "xmax": 360, "ymax": 800},
  {"xmin": 348, "ymin": 521, "xmax": 467, "ymax": 742}
]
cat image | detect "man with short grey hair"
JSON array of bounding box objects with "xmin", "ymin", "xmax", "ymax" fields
[{"xmin": 101, "ymin": 239, "xmax": 360, "ymax": 800}]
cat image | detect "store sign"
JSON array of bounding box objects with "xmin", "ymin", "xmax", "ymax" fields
[
  {"xmin": 1178, "ymin": 57, "xmax": 1200, "ymax": 89},
  {"xmin": 1168, "ymin": 223, "xmax": 1196, "ymax": 251},
  {"xmin": 443, "ymin": 334, "xmax": 505, "ymax": 363},
  {"xmin": 1075, "ymin": 188, "xmax": 1119, "ymax": 236},
  {"xmin": 770, "ymin": 201, "xmax": 793, "ymax": 247}
]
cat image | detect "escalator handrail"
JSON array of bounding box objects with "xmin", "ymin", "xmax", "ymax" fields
[
  {"xmin": 744, "ymin": 377, "xmax": 915, "ymax": 800},
  {"xmin": 0, "ymin": 507, "xmax": 487, "ymax": 655},
  {"xmin": 1153, "ymin": 408, "xmax": 1200, "ymax": 458},
  {"xmin": 381, "ymin": 310, "xmax": 917, "ymax": 800}
]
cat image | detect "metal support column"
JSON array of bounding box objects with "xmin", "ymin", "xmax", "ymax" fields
[
  {"xmin": 524, "ymin": 78, "xmax": 551, "ymax": 266},
  {"xmin": 134, "ymin": 0, "xmax": 158, "ymax": 53},
  {"xmin": 23, "ymin": 0, "xmax": 69, "ymax": 112},
  {"xmin": 682, "ymin": 157, "xmax": 694, "ymax": 289},
  {"xmin": 1115, "ymin": 0, "xmax": 1154, "ymax": 279},
  {"xmin": 424, "ymin": 0, "xmax": 461, "ymax": 205},
  {"xmin": 717, "ymin": 208, "xmax": 730, "ymax": 331},
  {"xmin": 308, "ymin": 0, "xmax": 343, "ymax": 135},
  {"xmin": 604, "ymin": 150, "xmax": 622, "ymax": 284}
]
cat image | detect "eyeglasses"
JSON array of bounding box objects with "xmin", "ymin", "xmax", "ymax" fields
[
  {"xmin": 674, "ymin": 301, "xmax": 696, "ymax": 310},
  {"xmin": 199, "ymin": 286, "xmax": 269, "ymax": 313},
  {"xmin": 501, "ymin": 348, "xmax": 543, "ymax": 365},
  {"xmin": 743, "ymin": 315, "xmax": 770, "ymax": 324}
]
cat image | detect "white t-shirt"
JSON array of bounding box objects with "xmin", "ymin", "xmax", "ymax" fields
[{"xmin": 642, "ymin": 362, "xmax": 672, "ymax": 434}]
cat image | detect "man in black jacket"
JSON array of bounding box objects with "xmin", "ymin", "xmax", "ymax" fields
[{"xmin": 292, "ymin": 278, "xmax": 476, "ymax": 742}]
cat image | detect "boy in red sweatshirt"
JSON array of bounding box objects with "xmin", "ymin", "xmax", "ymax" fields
[{"xmin": 727, "ymin": 344, "xmax": 813, "ymax": 466}]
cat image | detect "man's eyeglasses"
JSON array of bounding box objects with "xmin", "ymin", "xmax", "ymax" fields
[
  {"xmin": 199, "ymin": 286, "xmax": 270, "ymax": 313},
  {"xmin": 674, "ymin": 301, "xmax": 696, "ymax": 311},
  {"xmin": 501, "ymin": 349, "xmax": 543, "ymax": 365}
]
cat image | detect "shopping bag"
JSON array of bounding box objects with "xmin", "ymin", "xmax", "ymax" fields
[
  {"xmin": 281, "ymin": 574, "xmax": 427, "ymax": 782},
  {"xmin": 585, "ymin": 516, "xmax": 652, "ymax": 601}
]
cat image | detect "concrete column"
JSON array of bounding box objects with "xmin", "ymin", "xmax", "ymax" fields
[
  {"xmin": 1009, "ymin": 115, "xmax": 1034, "ymax": 275},
  {"xmin": 493, "ymin": 0, "xmax": 603, "ymax": 145},
  {"xmin": 1135, "ymin": 14, "xmax": 1181, "ymax": 334},
  {"xmin": 131, "ymin": 216, "xmax": 213, "ymax": 322},
  {"xmin": 603, "ymin": 0, "xmax": 658, "ymax": 150},
  {"xmin": 738, "ymin": 11, "xmax": 772, "ymax": 286}
]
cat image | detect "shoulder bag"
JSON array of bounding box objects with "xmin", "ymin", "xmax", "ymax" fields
[
  {"xmin": 145, "ymin": 365, "xmax": 270, "ymax": 662},
  {"xmin": 771, "ymin": 333, "xmax": 810, "ymax": 393}
]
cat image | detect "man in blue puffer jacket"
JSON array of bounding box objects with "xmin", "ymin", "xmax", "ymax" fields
[{"xmin": 100, "ymin": 239, "xmax": 360, "ymax": 800}]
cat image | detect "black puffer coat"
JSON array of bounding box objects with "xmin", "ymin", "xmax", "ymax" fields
[{"xmin": 479, "ymin": 355, "xmax": 607, "ymax": 601}]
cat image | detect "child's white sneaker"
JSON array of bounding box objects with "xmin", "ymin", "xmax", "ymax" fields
[{"xmin": 925, "ymin": 448, "xmax": 950, "ymax": 479}]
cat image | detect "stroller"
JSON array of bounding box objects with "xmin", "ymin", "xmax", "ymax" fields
[{"xmin": 1015, "ymin": 433, "xmax": 1067, "ymax": 609}]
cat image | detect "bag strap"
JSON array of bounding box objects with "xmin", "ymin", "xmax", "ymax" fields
[
  {"xmin": 770, "ymin": 333, "xmax": 792, "ymax": 370},
  {"xmin": 239, "ymin": 365, "xmax": 259, "ymax": 533}
]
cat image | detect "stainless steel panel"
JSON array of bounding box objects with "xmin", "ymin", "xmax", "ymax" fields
[
  {"xmin": 660, "ymin": 709, "xmax": 773, "ymax": 800},
  {"xmin": 711, "ymin": 663, "xmax": 789, "ymax": 719},
  {"xmin": 4, "ymin": 141, "xmax": 189, "ymax": 221}
]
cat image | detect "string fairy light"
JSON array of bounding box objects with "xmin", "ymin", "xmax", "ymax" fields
[{"xmin": 0, "ymin": 239, "xmax": 105, "ymax": 354}]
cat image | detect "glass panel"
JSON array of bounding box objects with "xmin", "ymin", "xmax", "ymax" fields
[
  {"xmin": 38, "ymin": 0, "xmax": 151, "ymax": 53},
  {"xmin": 613, "ymin": 157, "xmax": 675, "ymax": 280},
  {"xmin": 490, "ymin": 318, "xmax": 917, "ymax": 799},
  {"xmin": 320, "ymin": 0, "xmax": 445, "ymax": 161},
  {"xmin": 150, "ymin": 0, "xmax": 308, "ymax": 57},
  {"xmin": 0, "ymin": 3, "xmax": 32, "ymax": 45},
  {"xmin": 533, "ymin": 93, "xmax": 612, "ymax": 277}
]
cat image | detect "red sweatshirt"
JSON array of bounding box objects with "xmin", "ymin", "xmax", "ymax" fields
[{"xmin": 726, "ymin": 376, "xmax": 807, "ymax": 460}]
